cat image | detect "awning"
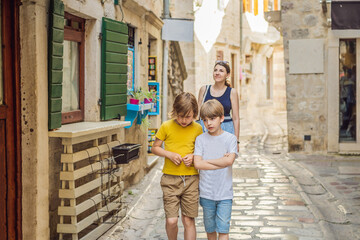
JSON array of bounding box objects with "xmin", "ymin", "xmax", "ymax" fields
[{"xmin": 331, "ymin": 1, "xmax": 360, "ymax": 29}]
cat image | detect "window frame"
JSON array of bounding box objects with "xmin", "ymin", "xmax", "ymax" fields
[
  {"xmin": 127, "ymin": 26, "xmax": 135, "ymax": 92},
  {"xmin": 127, "ymin": 47, "xmax": 135, "ymax": 91},
  {"xmin": 338, "ymin": 38, "xmax": 357, "ymax": 142},
  {"xmin": 62, "ymin": 12, "xmax": 85, "ymax": 124}
]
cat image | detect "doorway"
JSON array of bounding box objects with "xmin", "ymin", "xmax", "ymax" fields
[
  {"xmin": 0, "ymin": 0, "xmax": 21, "ymax": 239},
  {"xmin": 338, "ymin": 38, "xmax": 360, "ymax": 152}
]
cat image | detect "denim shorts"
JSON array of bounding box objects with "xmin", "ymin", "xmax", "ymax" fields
[
  {"xmin": 199, "ymin": 197, "xmax": 232, "ymax": 233},
  {"xmin": 198, "ymin": 119, "xmax": 235, "ymax": 135}
]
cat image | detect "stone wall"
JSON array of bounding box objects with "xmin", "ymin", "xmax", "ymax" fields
[
  {"xmin": 20, "ymin": 0, "xmax": 163, "ymax": 239},
  {"xmin": 273, "ymin": 46, "xmax": 287, "ymax": 112},
  {"xmin": 20, "ymin": 1, "xmax": 50, "ymax": 239},
  {"xmin": 281, "ymin": 0, "xmax": 328, "ymax": 152}
]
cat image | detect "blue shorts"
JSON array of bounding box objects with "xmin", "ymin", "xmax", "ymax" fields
[
  {"xmin": 199, "ymin": 197, "xmax": 232, "ymax": 234},
  {"xmin": 198, "ymin": 119, "xmax": 235, "ymax": 134}
]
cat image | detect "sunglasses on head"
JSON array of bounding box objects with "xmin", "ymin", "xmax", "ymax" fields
[{"xmin": 215, "ymin": 60, "xmax": 229, "ymax": 65}]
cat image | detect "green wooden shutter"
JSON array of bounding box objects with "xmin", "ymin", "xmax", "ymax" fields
[
  {"xmin": 101, "ymin": 17, "xmax": 128, "ymax": 120},
  {"xmin": 48, "ymin": 0, "xmax": 64, "ymax": 129}
]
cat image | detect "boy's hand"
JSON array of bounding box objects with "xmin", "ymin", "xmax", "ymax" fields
[
  {"xmin": 167, "ymin": 152, "xmax": 182, "ymax": 165},
  {"xmin": 182, "ymin": 154, "xmax": 194, "ymax": 167},
  {"xmin": 223, "ymin": 153, "xmax": 230, "ymax": 157}
]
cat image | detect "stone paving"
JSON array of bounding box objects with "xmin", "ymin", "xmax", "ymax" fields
[
  {"xmin": 281, "ymin": 154, "xmax": 360, "ymax": 240},
  {"xmin": 100, "ymin": 136, "xmax": 329, "ymax": 240}
]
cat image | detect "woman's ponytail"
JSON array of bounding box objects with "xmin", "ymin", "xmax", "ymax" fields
[{"xmin": 225, "ymin": 79, "xmax": 231, "ymax": 87}]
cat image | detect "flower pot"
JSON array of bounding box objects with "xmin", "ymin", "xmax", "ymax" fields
[
  {"xmin": 129, "ymin": 98, "xmax": 140, "ymax": 104},
  {"xmin": 112, "ymin": 143, "xmax": 141, "ymax": 164},
  {"xmin": 144, "ymin": 98, "xmax": 152, "ymax": 104}
]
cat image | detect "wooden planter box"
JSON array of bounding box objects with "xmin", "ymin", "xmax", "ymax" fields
[{"xmin": 49, "ymin": 121, "xmax": 130, "ymax": 240}]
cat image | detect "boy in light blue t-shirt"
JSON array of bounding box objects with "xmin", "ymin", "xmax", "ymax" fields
[{"xmin": 194, "ymin": 99, "xmax": 238, "ymax": 240}]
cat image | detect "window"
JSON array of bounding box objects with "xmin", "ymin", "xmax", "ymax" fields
[
  {"xmin": 127, "ymin": 48, "xmax": 134, "ymax": 91},
  {"xmin": 216, "ymin": 50, "xmax": 224, "ymax": 61},
  {"xmin": 127, "ymin": 26, "xmax": 135, "ymax": 91},
  {"xmin": 148, "ymin": 56, "xmax": 157, "ymax": 81},
  {"xmin": 62, "ymin": 13, "xmax": 85, "ymax": 124}
]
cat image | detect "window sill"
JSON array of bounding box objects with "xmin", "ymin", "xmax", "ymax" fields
[{"xmin": 48, "ymin": 120, "xmax": 130, "ymax": 138}]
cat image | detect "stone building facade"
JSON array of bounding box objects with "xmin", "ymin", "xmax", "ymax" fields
[
  {"xmin": 280, "ymin": 0, "xmax": 360, "ymax": 153},
  {"xmin": 280, "ymin": 0, "xmax": 328, "ymax": 152},
  {"xmin": 18, "ymin": 0, "xmax": 165, "ymax": 239},
  {"xmin": 171, "ymin": 0, "xmax": 287, "ymax": 147},
  {"xmin": 167, "ymin": 41, "xmax": 188, "ymax": 106}
]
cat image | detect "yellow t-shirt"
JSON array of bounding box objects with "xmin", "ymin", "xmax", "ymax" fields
[{"xmin": 155, "ymin": 119, "xmax": 203, "ymax": 175}]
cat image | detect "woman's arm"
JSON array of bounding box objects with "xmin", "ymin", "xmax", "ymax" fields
[
  {"xmin": 197, "ymin": 85, "xmax": 206, "ymax": 119},
  {"xmin": 230, "ymin": 88, "xmax": 240, "ymax": 141}
]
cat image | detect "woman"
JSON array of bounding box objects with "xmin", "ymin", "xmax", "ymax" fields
[{"xmin": 197, "ymin": 60, "xmax": 240, "ymax": 145}]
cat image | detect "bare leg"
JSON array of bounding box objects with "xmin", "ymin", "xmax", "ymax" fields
[
  {"xmin": 166, "ymin": 217, "xmax": 179, "ymax": 240},
  {"xmin": 206, "ymin": 232, "xmax": 217, "ymax": 240},
  {"xmin": 181, "ymin": 214, "xmax": 196, "ymax": 240},
  {"xmin": 219, "ymin": 233, "xmax": 229, "ymax": 240}
]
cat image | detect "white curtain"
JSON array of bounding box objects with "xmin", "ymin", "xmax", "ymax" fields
[{"xmin": 62, "ymin": 40, "xmax": 79, "ymax": 112}]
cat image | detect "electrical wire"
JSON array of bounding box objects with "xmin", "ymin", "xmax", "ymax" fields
[{"xmin": 119, "ymin": 0, "xmax": 124, "ymax": 22}]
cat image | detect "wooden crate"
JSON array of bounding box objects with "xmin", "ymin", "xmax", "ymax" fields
[{"xmin": 56, "ymin": 131, "xmax": 126, "ymax": 240}]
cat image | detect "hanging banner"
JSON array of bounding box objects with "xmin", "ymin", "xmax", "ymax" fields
[
  {"xmin": 332, "ymin": 1, "xmax": 360, "ymax": 29},
  {"xmin": 162, "ymin": 18, "xmax": 194, "ymax": 42}
]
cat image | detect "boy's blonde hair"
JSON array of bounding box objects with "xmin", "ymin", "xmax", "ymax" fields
[
  {"xmin": 200, "ymin": 99, "xmax": 224, "ymax": 119},
  {"xmin": 169, "ymin": 92, "xmax": 199, "ymax": 118}
]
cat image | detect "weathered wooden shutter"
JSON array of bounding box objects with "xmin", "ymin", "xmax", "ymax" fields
[
  {"xmin": 101, "ymin": 17, "xmax": 128, "ymax": 120},
  {"xmin": 48, "ymin": 0, "xmax": 64, "ymax": 129}
]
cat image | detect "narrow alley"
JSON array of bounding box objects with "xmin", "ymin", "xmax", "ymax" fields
[
  {"xmin": 100, "ymin": 133, "xmax": 360, "ymax": 240},
  {"xmin": 4, "ymin": 1, "xmax": 360, "ymax": 240}
]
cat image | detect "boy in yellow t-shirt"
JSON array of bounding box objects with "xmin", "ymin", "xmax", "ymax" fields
[{"xmin": 151, "ymin": 92, "xmax": 203, "ymax": 240}]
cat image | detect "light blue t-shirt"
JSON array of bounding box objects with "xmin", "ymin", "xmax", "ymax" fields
[{"xmin": 194, "ymin": 131, "xmax": 238, "ymax": 201}]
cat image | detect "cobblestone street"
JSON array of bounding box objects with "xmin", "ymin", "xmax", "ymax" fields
[{"xmin": 99, "ymin": 133, "xmax": 360, "ymax": 240}]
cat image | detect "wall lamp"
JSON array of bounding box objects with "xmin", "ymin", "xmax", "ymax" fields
[{"xmin": 320, "ymin": 0, "xmax": 331, "ymax": 26}]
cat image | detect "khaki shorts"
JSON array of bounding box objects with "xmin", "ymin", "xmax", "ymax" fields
[{"xmin": 160, "ymin": 174, "xmax": 199, "ymax": 218}]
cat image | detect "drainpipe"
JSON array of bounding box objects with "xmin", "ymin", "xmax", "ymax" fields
[{"xmin": 162, "ymin": 0, "xmax": 170, "ymax": 122}]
